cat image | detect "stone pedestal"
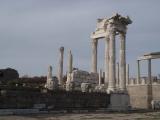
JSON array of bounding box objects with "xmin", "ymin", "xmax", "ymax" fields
[{"xmin": 109, "ymin": 93, "xmax": 131, "ymax": 111}]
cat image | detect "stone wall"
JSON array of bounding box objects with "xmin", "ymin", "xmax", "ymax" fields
[
  {"xmin": 127, "ymin": 85, "xmax": 150, "ymax": 109},
  {"xmin": 152, "ymin": 84, "xmax": 160, "ymax": 100},
  {"xmin": 0, "ymin": 90, "xmax": 110, "ymax": 110},
  {"xmin": 127, "ymin": 84, "xmax": 160, "ymax": 109}
]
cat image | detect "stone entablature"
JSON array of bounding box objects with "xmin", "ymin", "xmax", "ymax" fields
[{"xmin": 91, "ymin": 13, "xmax": 132, "ymax": 39}]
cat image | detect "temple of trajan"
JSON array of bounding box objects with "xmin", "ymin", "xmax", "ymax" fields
[{"xmin": 45, "ymin": 13, "xmax": 160, "ymax": 110}]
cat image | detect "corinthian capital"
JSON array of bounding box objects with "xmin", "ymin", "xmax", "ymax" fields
[
  {"xmin": 92, "ymin": 39, "xmax": 98, "ymax": 45},
  {"xmin": 119, "ymin": 32, "xmax": 126, "ymax": 40}
]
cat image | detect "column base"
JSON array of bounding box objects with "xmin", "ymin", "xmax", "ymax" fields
[{"xmin": 107, "ymin": 87, "xmax": 116, "ymax": 94}]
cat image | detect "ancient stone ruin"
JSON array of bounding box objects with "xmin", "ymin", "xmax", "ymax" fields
[
  {"xmin": 44, "ymin": 13, "xmax": 133, "ymax": 111},
  {"xmin": 0, "ymin": 13, "xmax": 160, "ymax": 115}
]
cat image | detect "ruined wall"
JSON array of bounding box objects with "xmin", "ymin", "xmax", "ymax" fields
[
  {"xmin": 0, "ymin": 90, "xmax": 110, "ymax": 110},
  {"xmin": 66, "ymin": 70, "xmax": 98, "ymax": 91}
]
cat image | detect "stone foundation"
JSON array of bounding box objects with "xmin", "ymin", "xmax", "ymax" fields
[
  {"xmin": 109, "ymin": 93, "xmax": 131, "ymax": 111},
  {"xmin": 127, "ymin": 84, "xmax": 160, "ymax": 109}
]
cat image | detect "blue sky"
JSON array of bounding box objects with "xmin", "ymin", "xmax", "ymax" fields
[{"xmin": 0, "ymin": 0, "xmax": 160, "ymax": 77}]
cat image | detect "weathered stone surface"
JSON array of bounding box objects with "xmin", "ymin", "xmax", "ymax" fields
[
  {"xmin": 0, "ymin": 90, "xmax": 110, "ymax": 110},
  {"xmin": 81, "ymin": 83, "xmax": 92, "ymax": 92},
  {"xmin": 66, "ymin": 69, "xmax": 98, "ymax": 91},
  {"xmin": 91, "ymin": 14, "xmax": 132, "ymax": 93},
  {"xmin": 109, "ymin": 93, "xmax": 131, "ymax": 111}
]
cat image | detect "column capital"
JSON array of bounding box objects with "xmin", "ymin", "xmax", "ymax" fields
[
  {"xmin": 105, "ymin": 35, "xmax": 110, "ymax": 41},
  {"xmin": 119, "ymin": 32, "xmax": 126, "ymax": 38},
  {"xmin": 92, "ymin": 38, "xmax": 98, "ymax": 44}
]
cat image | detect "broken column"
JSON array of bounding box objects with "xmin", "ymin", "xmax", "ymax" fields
[
  {"xmin": 57, "ymin": 46, "xmax": 64, "ymax": 86},
  {"xmin": 46, "ymin": 65, "xmax": 58, "ymax": 90},
  {"xmin": 99, "ymin": 69, "xmax": 102, "ymax": 86},
  {"xmin": 68, "ymin": 50, "xmax": 73, "ymax": 73},
  {"xmin": 137, "ymin": 60, "xmax": 140, "ymax": 84},
  {"xmin": 46, "ymin": 65, "xmax": 53, "ymax": 86},
  {"xmin": 91, "ymin": 39, "xmax": 98, "ymax": 73}
]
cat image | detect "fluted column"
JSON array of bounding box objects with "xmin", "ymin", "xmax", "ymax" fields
[
  {"xmin": 148, "ymin": 59, "xmax": 152, "ymax": 84},
  {"xmin": 57, "ymin": 46, "xmax": 64, "ymax": 85},
  {"xmin": 91, "ymin": 39, "xmax": 98, "ymax": 73},
  {"xmin": 126, "ymin": 64, "xmax": 129, "ymax": 85},
  {"xmin": 119, "ymin": 33, "xmax": 126, "ymax": 91},
  {"xmin": 137, "ymin": 60, "xmax": 140, "ymax": 84},
  {"xmin": 107, "ymin": 31, "xmax": 116, "ymax": 93},
  {"xmin": 105, "ymin": 36, "xmax": 109, "ymax": 85},
  {"xmin": 116, "ymin": 63, "xmax": 119, "ymax": 88},
  {"xmin": 47, "ymin": 65, "xmax": 52, "ymax": 84},
  {"xmin": 99, "ymin": 69, "xmax": 102, "ymax": 86},
  {"xmin": 68, "ymin": 50, "xmax": 73, "ymax": 73}
]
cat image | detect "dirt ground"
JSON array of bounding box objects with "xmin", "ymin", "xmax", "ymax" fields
[{"xmin": 0, "ymin": 111, "xmax": 160, "ymax": 120}]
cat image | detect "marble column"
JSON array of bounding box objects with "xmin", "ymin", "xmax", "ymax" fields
[
  {"xmin": 99, "ymin": 69, "xmax": 102, "ymax": 86},
  {"xmin": 57, "ymin": 46, "xmax": 64, "ymax": 85},
  {"xmin": 91, "ymin": 39, "xmax": 98, "ymax": 73},
  {"xmin": 47, "ymin": 65, "xmax": 52, "ymax": 84},
  {"xmin": 107, "ymin": 31, "xmax": 116, "ymax": 92},
  {"xmin": 119, "ymin": 33, "xmax": 126, "ymax": 91},
  {"xmin": 105, "ymin": 36, "xmax": 109, "ymax": 85},
  {"xmin": 68, "ymin": 50, "xmax": 73, "ymax": 73},
  {"xmin": 116, "ymin": 63, "xmax": 119, "ymax": 88},
  {"xmin": 137, "ymin": 60, "xmax": 140, "ymax": 84},
  {"xmin": 148, "ymin": 59, "xmax": 152, "ymax": 84},
  {"xmin": 126, "ymin": 64, "xmax": 129, "ymax": 85}
]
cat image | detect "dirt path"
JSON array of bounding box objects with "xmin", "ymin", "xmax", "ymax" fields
[{"xmin": 0, "ymin": 111, "xmax": 160, "ymax": 120}]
